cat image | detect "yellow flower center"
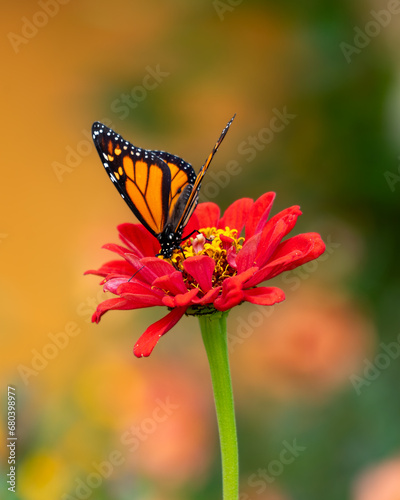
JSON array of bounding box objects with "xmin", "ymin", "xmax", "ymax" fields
[{"xmin": 162, "ymin": 227, "xmax": 244, "ymax": 288}]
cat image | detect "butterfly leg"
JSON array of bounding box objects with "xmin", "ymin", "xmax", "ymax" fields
[
  {"xmin": 182, "ymin": 229, "xmax": 212, "ymax": 245},
  {"xmin": 181, "ymin": 229, "xmax": 201, "ymax": 242}
]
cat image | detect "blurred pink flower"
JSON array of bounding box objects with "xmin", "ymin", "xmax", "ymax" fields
[
  {"xmin": 232, "ymin": 287, "xmax": 375, "ymax": 400},
  {"xmin": 353, "ymin": 456, "xmax": 400, "ymax": 500},
  {"xmin": 123, "ymin": 362, "xmax": 214, "ymax": 486}
]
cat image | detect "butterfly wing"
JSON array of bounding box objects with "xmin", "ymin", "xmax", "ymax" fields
[
  {"xmin": 92, "ymin": 122, "xmax": 171, "ymax": 237},
  {"xmin": 152, "ymin": 151, "xmax": 196, "ymax": 221},
  {"xmin": 92, "ymin": 116, "xmax": 235, "ymax": 257}
]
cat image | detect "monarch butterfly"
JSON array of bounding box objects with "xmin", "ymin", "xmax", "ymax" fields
[{"xmin": 92, "ymin": 115, "xmax": 235, "ymax": 258}]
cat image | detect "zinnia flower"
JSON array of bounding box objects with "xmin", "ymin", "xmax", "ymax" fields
[{"xmin": 85, "ymin": 192, "xmax": 325, "ymax": 357}]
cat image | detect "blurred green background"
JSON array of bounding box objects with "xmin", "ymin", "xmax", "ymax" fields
[{"xmin": 2, "ymin": 1, "xmax": 400, "ymax": 499}]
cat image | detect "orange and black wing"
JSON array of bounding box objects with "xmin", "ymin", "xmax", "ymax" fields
[
  {"xmin": 92, "ymin": 122, "xmax": 171, "ymax": 238},
  {"xmin": 152, "ymin": 150, "xmax": 196, "ymax": 221}
]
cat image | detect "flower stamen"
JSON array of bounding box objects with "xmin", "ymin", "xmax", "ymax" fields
[{"xmin": 162, "ymin": 227, "xmax": 243, "ymax": 289}]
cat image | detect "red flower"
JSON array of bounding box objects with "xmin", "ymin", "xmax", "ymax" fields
[{"xmin": 85, "ymin": 192, "xmax": 325, "ymax": 357}]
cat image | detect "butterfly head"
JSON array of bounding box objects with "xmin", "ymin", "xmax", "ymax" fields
[{"xmin": 157, "ymin": 225, "xmax": 184, "ymax": 258}]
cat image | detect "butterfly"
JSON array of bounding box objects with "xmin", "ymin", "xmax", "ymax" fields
[{"xmin": 92, "ymin": 115, "xmax": 235, "ymax": 258}]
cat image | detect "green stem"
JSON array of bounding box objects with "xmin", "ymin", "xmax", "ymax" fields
[{"xmin": 198, "ymin": 311, "xmax": 238, "ymax": 500}]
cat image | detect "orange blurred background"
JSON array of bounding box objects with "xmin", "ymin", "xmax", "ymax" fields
[{"xmin": 1, "ymin": 1, "xmax": 400, "ymax": 499}]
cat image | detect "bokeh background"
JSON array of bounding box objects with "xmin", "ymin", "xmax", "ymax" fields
[{"xmin": 2, "ymin": 1, "xmax": 400, "ymax": 499}]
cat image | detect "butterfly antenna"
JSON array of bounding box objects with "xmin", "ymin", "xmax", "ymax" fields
[
  {"xmin": 128, "ymin": 265, "xmax": 145, "ymax": 282},
  {"xmin": 200, "ymin": 113, "xmax": 236, "ymax": 173}
]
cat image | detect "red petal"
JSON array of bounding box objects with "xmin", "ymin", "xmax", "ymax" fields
[
  {"xmin": 121, "ymin": 294, "xmax": 164, "ymax": 308},
  {"xmin": 104, "ymin": 276, "xmax": 131, "ymax": 293},
  {"xmin": 140, "ymin": 257, "xmax": 177, "ymax": 278},
  {"xmin": 183, "ymin": 255, "xmax": 215, "ymax": 292},
  {"xmin": 220, "ymin": 234, "xmax": 234, "ymax": 250},
  {"xmin": 226, "ymin": 246, "xmax": 238, "ymax": 269},
  {"xmin": 102, "ymin": 242, "xmax": 131, "ymax": 257},
  {"xmin": 92, "ymin": 297, "xmax": 135, "ymax": 323},
  {"xmin": 273, "ymin": 232, "xmax": 326, "ymax": 272},
  {"xmin": 236, "ymin": 233, "xmax": 261, "ymax": 273},
  {"xmin": 153, "ymin": 271, "xmax": 187, "ymax": 295},
  {"xmin": 123, "ymin": 254, "xmax": 159, "ymax": 284},
  {"xmin": 255, "ymin": 206, "xmax": 302, "ymax": 268},
  {"xmin": 192, "ymin": 286, "xmax": 221, "ymax": 305},
  {"xmin": 84, "ymin": 259, "xmax": 133, "ymax": 278},
  {"xmin": 118, "ymin": 223, "xmax": 160, "ymax": 257},
  {"xmin": 213, "ymin": 267, "xmax": 258, "ymax": 311},
  {"xmin": 194, "ymin": 202, "xmax": 220, "ymax": 228},
  {"xmin": 244, "ymin": 233, "xmax": 325, "ymax": 287},
  {"xmin": 245, "ymin": 192, "xmax": 276, "ymax": 239},
  {"xmin": 243, "ymin": 287, "xmax": 285, "ymax": 306},
  {"xmin": 118, "ymin": 281, "xmax": 165, "ymax": 307},
  {"xmin": 162, "ymin": 288, "xmax": 200, "ymax": 308},
  {"xmin": 218, "ymin": 198, "xmax": 253, "ymax": 234},
  {"xmin": 133, "ymin": 307, "xmax": 187, "ymax": 357}
]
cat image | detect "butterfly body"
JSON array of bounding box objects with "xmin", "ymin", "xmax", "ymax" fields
[{"xmin": 92, "ymin": 116, "xmax": 234, "ymax": 258}]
